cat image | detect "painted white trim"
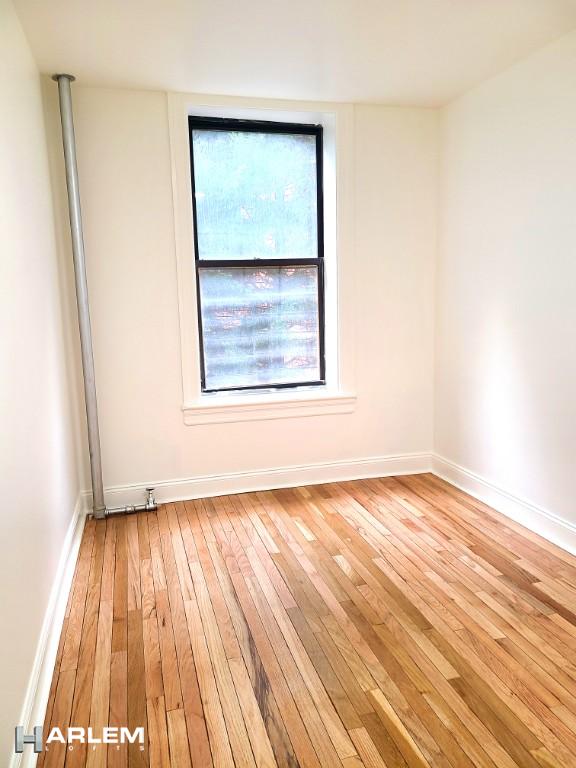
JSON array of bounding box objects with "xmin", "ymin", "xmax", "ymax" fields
[
  {"xmin": 84, "ymin": 452, "xmax": 432, "ymax": 509},
  {"xmin": 166, "ymin": 92, "xmax": 356, "ymax": 423},
  {"xmin": 432, "ymin": 454, "xmax": 576, "ymax": 557},
  {"xmin": 12, "ymin": 494, "xmax": 87, "ymax": 768},
  {"xmin": 182, "ymin": 391, "xmax": 356, "ymax": 425}
]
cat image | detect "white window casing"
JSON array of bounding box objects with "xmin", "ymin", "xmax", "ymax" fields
[{"xmin": 167, "ymin": 92, "xmax": 356, "ymax": 425}]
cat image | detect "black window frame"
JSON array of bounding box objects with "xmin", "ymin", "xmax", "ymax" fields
[{"xmin": 188, "ymin": 115, "xmax": 326, "ymax": 394}]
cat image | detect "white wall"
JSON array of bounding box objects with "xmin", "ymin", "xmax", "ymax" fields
[
  {"xmin": 0, "ymin": 0, "xmax": 85, "ymax": 762},
  {"xmin": 43, "ymin": 88, "xmax": 438, "ymax": 495},
  {"xmin": 436, "ymin": 31, "xmax": 576, "ymax": 531}
]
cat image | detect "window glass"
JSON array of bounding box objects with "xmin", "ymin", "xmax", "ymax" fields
[
  {"xmin": 192, "ymin": 129, "xmax": 318, "ymax": 260},
  {"xmin": 198, "ymin": 265, "xmax": 320, "ymax": 390}
]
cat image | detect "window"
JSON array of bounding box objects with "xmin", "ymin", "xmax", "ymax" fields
[{"xmin": 189, "ymin": 117, "xmax": 325, "ymax": 393}]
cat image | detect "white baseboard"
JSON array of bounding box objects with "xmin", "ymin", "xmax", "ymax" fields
[
  {"xmin": 82, "ymin": 452, "xmax": 433, "ymax": 510},
  {"xmin": 12, "ymin": 494, "xmax": 87, "ymax": 768},
  {"xmin": 80, "ymin": 451, "xmax": 576, "ymax": 559},
  {"xmin": 432, "ymin": 454, "xmax": 576, "ymax": 557}
]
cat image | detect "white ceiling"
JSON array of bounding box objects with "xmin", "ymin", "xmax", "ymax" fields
[{"xmin": 14, "ymin": 0, "xmax": 576, "ymax": 106}]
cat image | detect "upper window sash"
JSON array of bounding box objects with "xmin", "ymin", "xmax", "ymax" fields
[{"xmin": 188, "ymin": 117, "xmax": 324, "ymax": 264}]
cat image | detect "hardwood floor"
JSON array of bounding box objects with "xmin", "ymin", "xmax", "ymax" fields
[{"xmin": 39, "ymin": 473, "xmax": 576, "ymax": 768}]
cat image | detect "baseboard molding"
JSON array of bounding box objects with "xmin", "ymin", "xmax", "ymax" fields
[
  {"xmin": 80, "ymin": 451, "xmax": 576, "ymax": 558},
  {"xmin": 82, "ymin": 452, "xmax": 433, "ymax": 510},
  {"xmin": 432, "ymin": 454, "xmax": 576, "ymax": 557},
  {"xmin": 12, "ymin": 494, "xmax": 87, "ymax": 768}
]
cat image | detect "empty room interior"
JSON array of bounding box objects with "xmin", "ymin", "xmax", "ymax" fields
[{"xmin": 3, "ymin": 0, "xmax": 576, "ymax": 765}]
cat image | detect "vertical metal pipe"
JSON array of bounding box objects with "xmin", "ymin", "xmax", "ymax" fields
[{"xmin": 52, "ymin": 74, "xmax": 106, "ymax": 518}]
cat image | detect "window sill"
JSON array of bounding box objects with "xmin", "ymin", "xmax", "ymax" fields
[{"xmin": 182, "ymin": 390, "xmax": 356, "ymax": 426}]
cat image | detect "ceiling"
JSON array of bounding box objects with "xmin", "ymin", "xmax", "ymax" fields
[{"xmin": 14, "ymin": 0, "xmax": 576, "ymax": 106}]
